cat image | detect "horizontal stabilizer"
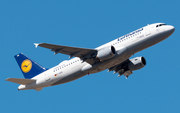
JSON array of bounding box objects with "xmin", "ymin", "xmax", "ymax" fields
[{"xmin": 6, "ymin": 78, "xmax": 36, "ymax": 85}]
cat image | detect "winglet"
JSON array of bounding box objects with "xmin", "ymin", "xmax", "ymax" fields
[{"xmin": 34, "ymin": 43, "xmax": 39, "ymax": 48}]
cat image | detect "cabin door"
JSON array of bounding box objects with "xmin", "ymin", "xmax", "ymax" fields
[
  {"xmin": 146, "ymin": 25, "xmax": 151, "ymax": 36},
  {"xmin": 45, "ymin": 74, "xmax": 50, "ymax": 81}
]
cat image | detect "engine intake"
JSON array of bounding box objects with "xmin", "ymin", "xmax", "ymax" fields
[
  {"xmin": 96, "ymin": 46, "xmax": 116, "ymax": 61},
  {"xmin": 128, "ymin": 57, "xmax": 146, "ymax": 71}
]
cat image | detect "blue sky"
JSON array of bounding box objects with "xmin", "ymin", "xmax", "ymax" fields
[{"xmin": 1, "ymin": 0, "xmax": 180, "ymax": 113}]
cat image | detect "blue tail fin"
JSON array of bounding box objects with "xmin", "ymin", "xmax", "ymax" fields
[{"xmin": 14, "ymin": 53, "xmax": 47, "ymax": 79}]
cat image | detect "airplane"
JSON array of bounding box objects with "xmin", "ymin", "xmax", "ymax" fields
[{"xmin": 6, "ymin": 23, "xmax": 175, "ymax": 91}]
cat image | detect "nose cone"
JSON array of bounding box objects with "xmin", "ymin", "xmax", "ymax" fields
[{"xmin": 166, "ymin": 25, "xmax": 175, "ymax": 36}]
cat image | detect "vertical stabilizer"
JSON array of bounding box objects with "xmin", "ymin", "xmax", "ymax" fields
[{"xmin": 14, "ymin": 53, "xmax": 47, "ymax": 79}]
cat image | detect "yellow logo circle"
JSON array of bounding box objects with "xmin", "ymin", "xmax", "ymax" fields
[{"xmin": 21, "ymin": 59, "xmax": 32, "ymax": 73}]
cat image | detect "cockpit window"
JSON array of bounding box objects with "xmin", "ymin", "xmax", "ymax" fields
[{"xmin": 156, "ymin": 24, "xmax": 166, "ymax": 27}]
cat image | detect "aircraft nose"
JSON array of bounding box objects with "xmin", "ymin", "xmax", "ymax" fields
[{"xmin": 167, "ymin": 25, "xmax": 175, "ymax": 35}]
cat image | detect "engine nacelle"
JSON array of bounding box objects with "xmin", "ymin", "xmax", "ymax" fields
[
  {"xmin": 96, "ymin": 46, "xmax": 116, "ymax": 61},
  {"xmin": 128, "ymin": 57, "xmax": 146, "ymax": 71}
]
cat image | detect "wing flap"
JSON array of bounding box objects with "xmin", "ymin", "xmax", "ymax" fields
[
  {"xmin": 108, "ymin": 59, "xmax": 133, "ymax": 78},
  {"xmin": 6, "ymin": 78, "xmax": 36, "ymax": 85}
]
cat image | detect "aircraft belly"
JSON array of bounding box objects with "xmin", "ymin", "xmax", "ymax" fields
[
  {"xmin": 51, "ymin": 63, "xmax": 87, "ymax": 86},
  {"xmin": 52, "ymin": 71, "xmax": 86, "ymax": 86},
  {"xmin": 88, "ymin": 53, "xmax": 132, "ymax": 74}
]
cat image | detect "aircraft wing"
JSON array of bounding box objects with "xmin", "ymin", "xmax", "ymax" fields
[{"xmin": 35, "ymin": 43, "xmax": 98, "ymax": 64}]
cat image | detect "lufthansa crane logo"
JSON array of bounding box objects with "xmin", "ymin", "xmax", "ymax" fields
[{"xmin": 21, "ymin": 59, "xmax": 32, "ymax": 73}]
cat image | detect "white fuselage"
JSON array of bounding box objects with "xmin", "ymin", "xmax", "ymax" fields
[{"xmin": 18, "ymin": 23, "xmax": 175, "ymax": 90}]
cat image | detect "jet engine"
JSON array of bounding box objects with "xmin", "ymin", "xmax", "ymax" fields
[
  {"xmin": 128, "ymin": 57, "xmax": 146, "ymax": 71},
  {"xmin": 96, "ymin": 46, "xmax": 116, "ymax": 61},
  {"xmin": 113, "ymin": 56, "xmax": 146, "ymax": 78}
]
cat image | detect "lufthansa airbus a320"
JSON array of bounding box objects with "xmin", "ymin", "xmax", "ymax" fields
[{"xmin": 6, "ymin": 23, "xmax": 175, "ymax": 91}]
